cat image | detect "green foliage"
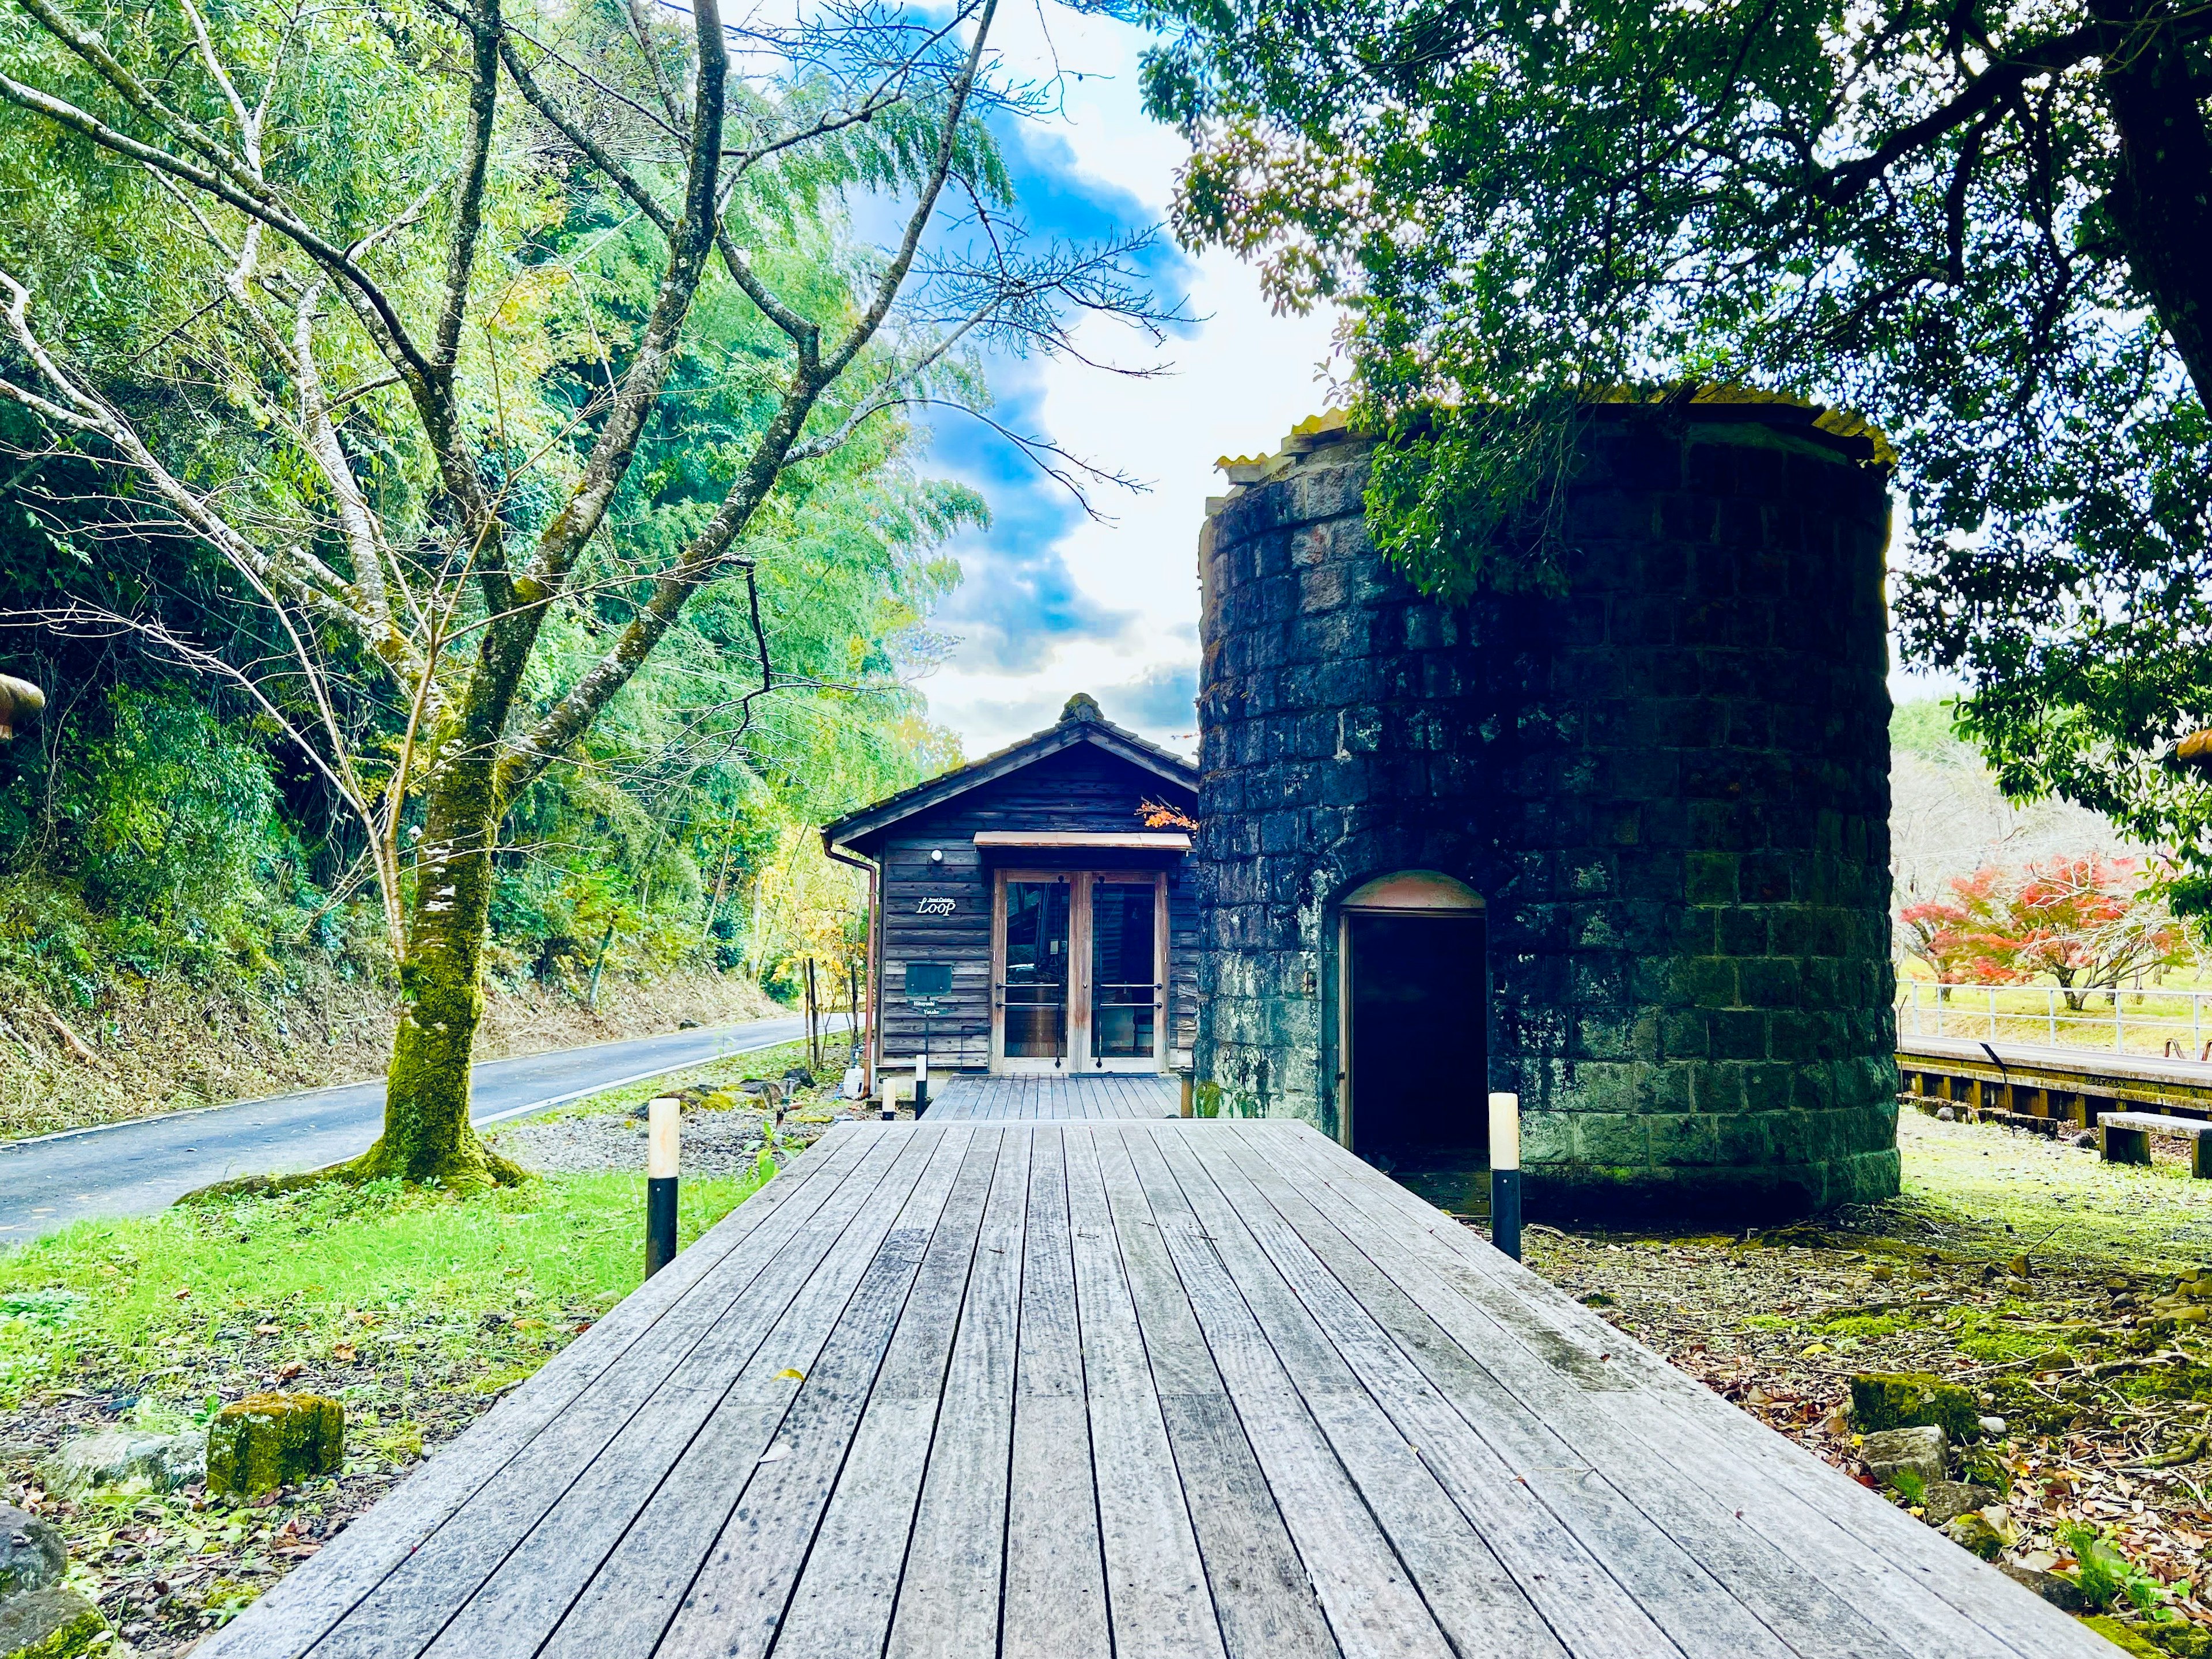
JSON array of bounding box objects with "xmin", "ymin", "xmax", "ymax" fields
[
  {"xmin": 2060, "ymin": 1522, "xmax": 2177, "ymax": 1619},
  {"xmin": 0, "ymin": 0, "xmax": 974, "ymax": 1014},
  {"xmin": 1139, "ymin": 0, "xmax": 2212, "ymax": 880}
]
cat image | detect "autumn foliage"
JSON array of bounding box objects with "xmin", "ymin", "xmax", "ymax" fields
[{"xmin": 1899, "ymin": 855, "xmax": 2192, "ymax": 1008}]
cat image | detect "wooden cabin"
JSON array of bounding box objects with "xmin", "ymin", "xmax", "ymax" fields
[{"xmin": 822, "ymin": 694, "xmax": 1199, "ymax": 1088}]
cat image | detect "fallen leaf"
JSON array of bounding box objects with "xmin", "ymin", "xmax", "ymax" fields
[
  {"xmin": 774, "ymin": 1368, "xmax": 805, "ymax": 1382},
  {"xmin": 332, "ymin": 1343, "xmax": 357, "ymax": 1363},
  {"xmin": 255, "ymin": 1324, "xmax": 281, "ymax": 1336},
  {"xmin": 173, "ymin": 1287, "xmax": 191, "ymax": 1300},
  {"xmin": 757, "ymin": 1442, "xmax": 791, "ymax": 1464},
  {"xmin": 277, "ymin": 1362, "xmax": 303, "ymax": 1382}
]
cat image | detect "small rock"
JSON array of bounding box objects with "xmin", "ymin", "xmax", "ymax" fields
[
  {"xmin": 1997, "ymin": 1561, "xmax": 2089, "ymax": 1613},
  {"xmin": 1978, "ymin": 1415, "xmax": 2006, "ymax": 1435},
  {"xmin": 1861, "ymin": 1425, "xmax": 1947, "ymax": 1486},
  {"xmin": 677, "ymin": 1018, "xmax": 700, "ymax": 1029},
  {"xmin": 2070, "ymin": 1131, "xmax": 2096, "ymax": 1148},
  {"xmin": 0, "ymin": 1504, "xmax": 65, "ymax": 1599},
  {"xmin": 0, "ymin": 1586, "xmax": 107, "ymax": 1659},
  {"xmin": 206, "ymin": 1393, "xmax": 344, "ymax": 1497},
  {"xmin": 1867, "ymin": 1263, "xmax": 1893, "ymax": 1283},
  {"xmin": 2171, "ymin": 1305, "xmax": 2209, "ymax": 1325},
  {"xmin": 1919, "ymin": 1480, "xmax": 1998, "ymax": 1527},
  {"xmin": 1941, "ymin": 1512, "xmax": 2009, "ymax": 1560},
  {"xmin": 44, "ymin": 1429, "xmax": 205, "ymax": 1495},
  {"xmin": 1936, "ymin": 1107, "xmax": 1955, "ymax": 1122}
]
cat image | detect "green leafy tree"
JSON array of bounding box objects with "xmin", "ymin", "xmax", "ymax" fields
[
  {"xmin": 0, "ymin": 0, "xmax": 1165, "ymax": 1184},
  {"xmin": 1139, "ymin": 0, "xmax": 2212, "ymax": 870}
]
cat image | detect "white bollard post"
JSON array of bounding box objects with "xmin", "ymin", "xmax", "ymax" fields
[
  {"xmin": 645, "ymin": 1096, "xmax": 680, "ymax": 1277},
  {"xmin": 1488, "ymin": 1092, "xmax": 1522, "ymax": 1261}
]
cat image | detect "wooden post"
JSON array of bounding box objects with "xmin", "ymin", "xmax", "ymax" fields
[
  {"xmin": 1489, "ymin": 1092, "xmax": 1522, "ymax": 1262},
  {"xmin": 646, "ymin": 1097, "xmax": 680, "ymax": 1277}
]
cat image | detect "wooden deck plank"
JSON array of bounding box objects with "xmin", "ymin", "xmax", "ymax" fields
[
  {"xmin": 880, "ymin": 1130, "xmax": 1032, "ymax": 1656},
  {"xmin": 1096, "ymin": 1128, "xmax": 1462, "ymax": 1659},
  {"xmin": 1207, "ymin": 1128, "xmax": 1904, "ymax": 1659},
  {"xmin": 1116, "ymin": 1126, "xmax": 1560, "ymax": 1659},
  {"xmin": 652, "ymin": 1126, "xmax": 979, "ymax": 1659},
  {"xmin": 1068, "ymin": 1127, "xmax": 1339, "ymax": 1659},
  {"xmin": 394, "ymin": 1127, "xmax": 950, "ymax": 1659},
  {"xmin": 199, "ymin": 1130, "xmax": 874, "ymax": 1659},
  {"xmin": 1255, "ymin": 1124, "xmax": 2110, "ymax": 1659},
  {"xmin": 206, "ymin": 1120, "xmax": 2114, "ymax": 1659},
  {"xmin": 1060, "ymin": 1126, "xmax": 1229, "ymax": 1659},
  {"xmin": 1002, "ymin": 1128, "xmax": 1112, "ymax": 1658},
  {"xmin": 297, "ymin": 1129, "xmax": 913, "ymax": 1659},
  {"xmin": 1183, "ymin": 1126, "xmax": 1802, "ymax": 1659},
  {"xmin": 768, "ymin": 1130, "xmax": 1003, "ymax": 1658},
  {"xmin": 1196, "ymin": 1128, "xmax": 1887, "ymax": 1659},
  {"xmin": 522, "ymin": 1128, "xmax": 962, "ymax": 1659}
]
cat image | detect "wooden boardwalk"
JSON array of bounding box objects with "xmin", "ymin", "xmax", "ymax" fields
[
  {"xmin": 201, "ymin": 1122, "xmax": 2106, "ymax": 1659},
  {"xmin": 923, "ymin": 1073, "xmax": 1179, "ymax": 1120}
]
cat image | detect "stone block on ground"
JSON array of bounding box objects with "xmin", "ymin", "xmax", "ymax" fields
[
  {"xmin": 44, "ymin": 1429, "xmax": 204, "ymax": 1495},
  {"xmin": 0, "ymin": 1587, "xmax": 106, "ymax": 1659},
  {"xmin": 1940, "ymin": 1510, "xmax": 2011, "ymax": 1560},
  {"xmin": 1850, "ymin": 1372, "xmax": 1981, "ymax": 1441},
  {"xmin": 1919, "ymin": 1480, "xmax": 1998, "ymax": 1528},
  {"xmin": 1998, "ymin": 1562, "xmax": 2089, "ymax": 1613},
  {"xmin": 206, "ymin": 1392, "xmax": 344, "ymax": 1497},
  {"xmin": 1861, "ymin": 1424, "xmax": 1947, "ymax": 1486},
  {"xmin": 0, "ymin": 1506, "xmax": 65, "ymax": 1600}
]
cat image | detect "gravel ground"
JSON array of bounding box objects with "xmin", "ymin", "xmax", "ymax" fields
[
  {"xmin": 1526, "ymin": 1108, "xmax": 2212, "ymax": 1652},
  {"xmin": 488, "ymin": 1093, "xmax": 902, "ymax": 1178}
]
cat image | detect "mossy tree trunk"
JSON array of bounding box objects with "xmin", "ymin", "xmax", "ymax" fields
[{"xmin": 346, "ymin": 749, "xmax": 525, "ymax": 1189}]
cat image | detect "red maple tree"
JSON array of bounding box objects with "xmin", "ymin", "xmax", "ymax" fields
[{"xmin": 1900, "ymin": 855, "xmax": 2190, "ymax": 1008}]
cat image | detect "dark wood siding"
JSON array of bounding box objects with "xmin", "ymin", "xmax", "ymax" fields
[{"xmin": 865, "ymin": 744, "xmax": 1198, "ymax": 1071}]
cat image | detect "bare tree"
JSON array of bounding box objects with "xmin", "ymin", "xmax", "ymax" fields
[{"xmin": 0, "ymin": 0, "xmax": 1165, "ymax": 1184}]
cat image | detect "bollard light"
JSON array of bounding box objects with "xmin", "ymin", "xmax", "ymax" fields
[
  {"xmin": 912, "ymin": 1052, "xmax": 930, "ymax": 1118},
  {"xmin": 645, "ymin": 1096, "xmax": 680, "ymax": 1277},
  {"xmin": 1488, "ymin": 1091, "xmax": 1522, "ymax": 1262}
]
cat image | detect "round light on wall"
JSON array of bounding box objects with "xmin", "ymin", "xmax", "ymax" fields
[{"xmin": 930, "ymin": 848, "xmax": 944, "ymax": 862}]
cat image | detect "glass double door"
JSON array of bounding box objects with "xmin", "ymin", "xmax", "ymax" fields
[{"xmin": 995, "ymin": 870, "xmax": 1165, "ymax": 1073}]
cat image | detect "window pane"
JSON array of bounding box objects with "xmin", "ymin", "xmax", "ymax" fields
[
  {"xmin": 1090, "ymin": 882, "xmax": 1156, "ymax": 1059},
  {"xmin": 1004, "ymin": 880, "xmax": 1069, "ymax": 1057}
]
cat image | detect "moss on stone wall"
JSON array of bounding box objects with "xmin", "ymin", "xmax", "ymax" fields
[{"xmin": 1194, "ymin": 402, "xmax": 1899, "ymax": 1222}]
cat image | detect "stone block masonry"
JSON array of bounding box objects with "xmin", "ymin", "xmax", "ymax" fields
[{"xmin": 1194, "ymin": 400, "xmax": 1900, "ymax": 1221}]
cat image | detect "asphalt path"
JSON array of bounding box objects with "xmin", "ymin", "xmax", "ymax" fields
[{"xmin": 0, "ymin": 1014, "xmax": 845, "ymax": 1244}]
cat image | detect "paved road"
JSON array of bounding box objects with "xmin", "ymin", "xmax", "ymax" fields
[{"xmin": 0, "ymin": 1015, "xmax": 846, "ymax": 1244}]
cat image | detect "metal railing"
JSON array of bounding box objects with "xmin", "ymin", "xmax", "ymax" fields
[{"xmin": 1895, "ymin": 980, "xmax": 2212, "ymax": 1061}]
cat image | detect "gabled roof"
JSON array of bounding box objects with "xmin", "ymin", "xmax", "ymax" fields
[{"xmin": 823, "ymin": 693, "xmax": 1197, "ymax": 854}]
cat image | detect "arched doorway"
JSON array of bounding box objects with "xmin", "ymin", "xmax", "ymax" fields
[{"xmin": 1338, "ymin": 872, "xmax": 1486, "ymax": 1163}]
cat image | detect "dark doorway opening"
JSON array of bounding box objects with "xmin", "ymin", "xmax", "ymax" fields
[{"xmin": 1346, "ymin": 910, "xmax": 1487, "ymax": 1162}]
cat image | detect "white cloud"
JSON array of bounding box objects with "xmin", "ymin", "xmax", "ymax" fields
[{"xmin": 914, "ymin": 14, "xmax": 1341, "ymax": 757}]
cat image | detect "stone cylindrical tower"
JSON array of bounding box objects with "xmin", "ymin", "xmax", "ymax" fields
[{"xmin": 1194, "ymin": 399, "xmax": 1898, "ymax": 1220}]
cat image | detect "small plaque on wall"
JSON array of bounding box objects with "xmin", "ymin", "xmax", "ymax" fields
[
  {"xmin": 915, "ymin": 897, "xmax": 956, "ymax": 915},
  {"xmin": 904, "ymin": 961, "xmax": 953, "ymax": 997}
]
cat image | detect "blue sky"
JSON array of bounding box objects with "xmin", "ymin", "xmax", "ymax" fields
[{"xmin": 898, "ymin": 10, "xmax": 1342, "ymax": 757}]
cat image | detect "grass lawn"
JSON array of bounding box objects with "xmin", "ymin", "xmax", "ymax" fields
[{"xmin": 0, "ymin": 1158, "xmax": 773, "ymax": 1653}]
